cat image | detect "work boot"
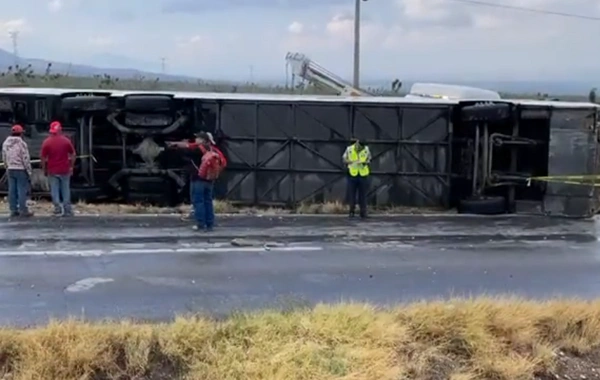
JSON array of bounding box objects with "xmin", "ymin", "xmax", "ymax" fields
[
  {"xmin": 9, "ymin": 212, "xmax": 18, "ymax": 218},
  {"xmin": 19, "ymin": 210, "xmax": 34, "ymax": 217},
  {"xmin": 63, "ymin": 205, "xmax": 73, "ymax": 217},
  {"xmin": 52, "ymin": 207, "xmax": 62, "ymax": 216}
]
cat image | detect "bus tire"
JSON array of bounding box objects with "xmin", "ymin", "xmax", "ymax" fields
[{"xmin": 458, "ymin": 196, "xmax": 507, "ymax": 215}]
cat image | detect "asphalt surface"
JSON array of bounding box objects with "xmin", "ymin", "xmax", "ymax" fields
[
  {"xmin": 0, "ymin": 214, "xmax": 598, "ymax": 245},
  {"xmin": 0, "ymin": 214, "xmax": 599, "ymax": 326}
]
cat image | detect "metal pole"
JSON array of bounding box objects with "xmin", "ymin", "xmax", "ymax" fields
[
  {"xmin": 353, "ymin": 0, "xmax": 361, "ymax": 89},
  {"xmin": 472, "ymin": 125, "xmax": 480, "ymax": 196}
]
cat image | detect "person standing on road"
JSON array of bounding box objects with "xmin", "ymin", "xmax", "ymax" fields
[
  {"xmin": 192, "ymin": 133, "xmax": 226, "ymax": 231},
  {"xmin": 167, "ymin": 131, "xmax": 227, "ymax": 221},
  {"xmin": 199, "ymin": 132, "xmax": 226, "ymax": 170},
  {"xmin": 40, "ymin": 121, "xmax": 76, "ymax": 217},
  {"xmin": 2, "ymin": 124, "xmax": 33, "ymax": 217},
  {"xmin": 343, "ymin": 137, "xmax": 371, "ymax": 218}
]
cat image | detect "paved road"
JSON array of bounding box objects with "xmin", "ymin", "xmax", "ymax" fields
[
  {"xmin": 1, "ymin": 233, "xmax": 600, "ymax": 326},
  {"xmin": 0, "ymin": 214, "xmax": 598, "ymax": 245}
]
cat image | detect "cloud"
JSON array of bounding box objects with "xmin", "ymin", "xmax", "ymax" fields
[
  {"xmin": 176, "ymin": 35, "xmax": 211, "ymax": 47},
  {"xmin": 109, "ymin": 9, "xmax": 135, "ymax": 23},
  {"xmin": 88, "ymin": 36, "xmax": 113, "ymax": 47},
  {"xmin": 397, "ymin": 0, "xmax": 473, "ymax": 28},
  {"xmin": 47, "ymin": 0, "xmax": 84, "ymax": 12},
  {"xmin": 175, "ymin": 34, "xmax": 218, "ymax": 56},
  {"xmin": 288, "ymin": 21, "xmax": 304, "ymax": 34},
  {"xmin": 48, "ymin": 0, "xmax": 62, "ymax": 12},
  {"xmin": 4, "ymin": 0, "xmax": 600, "ymax": 82},
  {"xmin": 162, "ymin": 0, "xmax": 349, "ymax": 13},
  {"xmin": 283, "ymin": 12, "xmax": 385, "ymax": 52},
  {"xmin": 0, "ymin": 19, "xmax": 30, "ymax": 34}
]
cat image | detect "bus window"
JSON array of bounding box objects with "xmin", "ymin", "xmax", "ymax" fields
[
  {"xmin": 34, "ymin": 99, "xmax": 49, "ymax": 122},
  {"xmin": 13, "ymin": 101, "xmax": 27, "ymax": 125}
]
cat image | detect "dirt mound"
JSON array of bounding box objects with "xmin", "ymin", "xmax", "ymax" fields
[{"xmin": 1, "ymin": 298, "xmax": 600, "ymax": 379}]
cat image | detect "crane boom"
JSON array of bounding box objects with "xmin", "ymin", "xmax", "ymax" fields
[
  {"xmin": 284, "ymin": 52, "xmax": 502, "ymax": 100},
  {"xmin": 285, "ymin": 52, "xmax": 369, "ymax": 96}
]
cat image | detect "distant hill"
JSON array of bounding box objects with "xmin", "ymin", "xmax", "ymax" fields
[{"xmin": 0, "ymin": 48, "xmax": 200, "ymax": 82}]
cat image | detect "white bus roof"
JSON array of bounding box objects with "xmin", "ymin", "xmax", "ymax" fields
[
  {"xmin": 0, "ymin": 86, "xmax": 596, "ymax": 109},
  {"xmin": 408, "ymin": 82, "xmax": 501, "ymax": 101},
  {"xmin": 0, "ymin": 86, "xmax": 458, "ymax": 105}
]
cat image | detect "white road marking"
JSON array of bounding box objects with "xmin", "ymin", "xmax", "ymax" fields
[
  {"xmin": 65, "ymin": 277, "xmax": 114, "ymax": 292},
  {"xmin": 0, "ymin": 246, "xmax": 323, "ymax": 257}
]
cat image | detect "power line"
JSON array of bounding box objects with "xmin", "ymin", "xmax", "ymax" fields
[{"xmin": 445, "ymin": 0, "xmax": 600, "ymax": 21}]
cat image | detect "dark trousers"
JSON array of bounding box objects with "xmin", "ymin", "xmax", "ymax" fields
[
  {"xmin": 7, "ymin": 169, "xmax": 29, "ymax": 215},
  {"xmin": 188, "ymin": 175, "xmax": 195, "ymax": 217},
  {"xmin": 347, "ymin": 176, "xmax": 368, "ymax": 217},
  {"xmin": 191, "ymin": 179, "xmax": 214, "ymax": 229}
]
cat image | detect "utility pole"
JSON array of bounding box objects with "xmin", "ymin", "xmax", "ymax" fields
[
  {"xmin": 9, "ymin": 31, "xmax": 19, "ymax": 66},
  {"xmin": 353, "ymin": 0, "xmax": 366, "ymax": 89},
  {"xmin": 160, "ymin": 57, "xmax": 166, "ymax": 74},
  {"xmin": 249, "ymin": 65, "xmax": 254, "ymax": 83}
]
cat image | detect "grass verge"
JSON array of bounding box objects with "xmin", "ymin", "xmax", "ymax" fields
[
  {"xmin": 6, "ymin": 199, "xmax": 451, "ymax": 216},
  {"xmin": 1, "ymin": 298, "xmax": 600, "ymax": 379}
]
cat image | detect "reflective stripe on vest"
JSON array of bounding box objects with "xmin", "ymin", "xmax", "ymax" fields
[{"xmin": 347, "ymin": 145, "xmax": 370, "ymax": 177}]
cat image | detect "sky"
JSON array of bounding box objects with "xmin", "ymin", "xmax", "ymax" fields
[{"xmin": 0, "ymin": 0, "xmax": 599, "ymax": 83}]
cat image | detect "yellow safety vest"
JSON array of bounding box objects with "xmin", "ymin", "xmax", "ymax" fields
[{"xmin": 347, "ymin": 145, "xmax": 370, "ymax": 177}]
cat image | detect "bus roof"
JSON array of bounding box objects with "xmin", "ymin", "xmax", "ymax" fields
[{"xmin": 0, "ymin": 86, "xmax": 597, "ymax": 109}]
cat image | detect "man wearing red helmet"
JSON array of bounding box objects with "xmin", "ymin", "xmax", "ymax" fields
[
  {"xmin": 40, "ymin": 121, "xmax": 76, "ymax": 216},
  {"xmin": 2, "ymin": 124, "xmax": 33, "ymax": 217}
]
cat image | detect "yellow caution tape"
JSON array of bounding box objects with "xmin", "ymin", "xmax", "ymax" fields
[
  {"xmin": 527, "ymin": 175, "xmax": 600, "ymax": 186},
  {"xmin": 0, "ymin": 154, "xmax": 96, "ymax": 167}
]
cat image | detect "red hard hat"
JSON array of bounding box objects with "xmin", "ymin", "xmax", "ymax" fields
[
  {"xmin": 11, "ymin": 124, "xmax": 23, "ymax": 134},
  {"xmin": 49, "ymin": 121, "xmax": 62, "ymax": 134}
]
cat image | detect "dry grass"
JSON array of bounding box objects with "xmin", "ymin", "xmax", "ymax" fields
[
  {"xmin": 3, "ymin": 198, "xmax": 450, "ymax": 216},
  {"xmin": 1, "ymin": 297, "xmax": 600, "ymax": 379}
]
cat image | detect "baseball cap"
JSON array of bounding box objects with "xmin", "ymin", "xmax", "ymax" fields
[
  {"xmin": 11, "ymin": 124, "xmax": 23, "ymax": 134},
  {"xmin": 194, "ymin": 131, "xmax": 209, "ymax": 140},
  {"xmin": 194, "ymin": 131, "xmax": 216, "ymax": 144},
  {"xmin": 49, "ymin": 121, "xmax": 62, "ymax": 134},
  {"xmin": 206, "ymin": 132, "xmax": 216, "ymax": 145}
]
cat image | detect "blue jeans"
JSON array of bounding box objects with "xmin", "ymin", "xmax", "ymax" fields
[
  {"xmin": 48, "ymin": 174, "xmax": 72, "ymax": 215},
  {"xmin": 7, "ymin": 169, "xmax": 30, "ymax": 214},
  {"xmin": 191, "ymin": 179, "xmax": 214, "ymax": 229},
  {"xmin": 188, "ymin": 176, "xmax": 195, "ymax": 217}
]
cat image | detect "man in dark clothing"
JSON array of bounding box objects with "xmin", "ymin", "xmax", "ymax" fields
[{"xmin": 40, "ymin": 121, "xmax": 76, "ymax": 216}]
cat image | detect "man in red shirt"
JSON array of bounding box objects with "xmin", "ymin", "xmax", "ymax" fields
[
  {"xmin": 191, "ymin": 137, "xmax": 225, "ymax": 231},
  {"xmin": 166, "ymin": 131, "xmax": 226, "ymax": 220},
  {"xmin": 40, "ymin": 121, "xmax": 76, "ymax": 216}
]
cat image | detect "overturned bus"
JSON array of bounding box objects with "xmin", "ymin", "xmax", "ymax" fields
[{"xmin": 0, "ymin": 87, "xmax": 598, "ymax": 217}]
